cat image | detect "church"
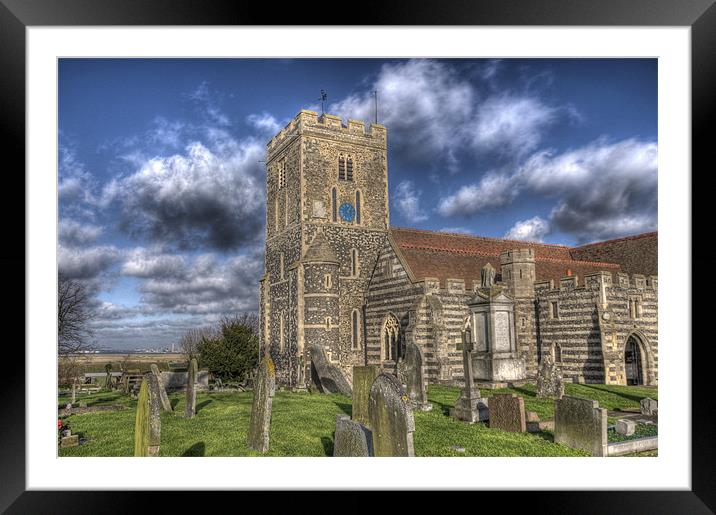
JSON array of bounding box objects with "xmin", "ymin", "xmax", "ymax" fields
[{"xmin": 258, "ymin": 110, "xmax": 658, "ymax": 391}]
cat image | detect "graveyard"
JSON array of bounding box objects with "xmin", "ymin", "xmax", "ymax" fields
[{"xmin": 58, "ymin": 379, "xmax": 657, "ymax": 457}]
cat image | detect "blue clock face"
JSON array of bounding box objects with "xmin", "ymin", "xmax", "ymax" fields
[{"xmin": 339, "ymin": 203, "xmax": 355, "ymax": 222}]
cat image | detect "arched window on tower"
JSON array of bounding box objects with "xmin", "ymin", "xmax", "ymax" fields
[
  {"xmin": 355, "ymin": 190, "xmax": 361, "ymax": 225},
  {"xmin": 351, "ymin": 309, "xmax": 361, "ymax": 350},
  {"xmin": 350, "ymin": 249, "xmax": 359, "ymax": 277},
  {"xmin": 274, "ymin": 197, "xmax": 279, "ymax": 233},
  {"xmin": 331, "ymin": 187, "xmax": 337, "ymax": 222},
  {"xmin": 338, "ymin": 154, "xmax": 346, "ymax": 181}
]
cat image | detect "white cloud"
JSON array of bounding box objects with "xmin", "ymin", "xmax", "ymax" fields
[
  {"xmin": 121, "ymin": 247, "xmax": 186, "ymax": 278},
  {"xmin": 504, "ymin": 216, "xmax": 551, "ymax": 242},
  {"xmin": 393, "ymin": 180, "xmax": 428, "ymax": 222},
  {"xmin": 116, "ymin": 137, "xmax": 265, "ymax": 250},
  {"xmin": 58, "ymin": 244, "xmax": 121, "ymax": 280},
  {"xmin": 59, "ymin": 219, "xmax": 103, "ymax": 246},
  {"xmin": 329, "ymin": 59, "xmax": 562, "ymax": 168},
  {"xmin": 247, "ymin": 112, "xmax": 282, "ymax": 134},
  {"xmin": 437, "ymin": 172, "xmax": 517, "ymax": 217}
]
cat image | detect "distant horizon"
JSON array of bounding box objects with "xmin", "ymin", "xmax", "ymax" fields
[{"xmin": 59, "ymin": 58, "xmax": 657, "ymax": 350}]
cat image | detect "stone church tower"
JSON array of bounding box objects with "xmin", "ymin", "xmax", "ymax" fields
[{"xmin": 259, "ymin": 110, "xmax": 389, "ymax": 387}]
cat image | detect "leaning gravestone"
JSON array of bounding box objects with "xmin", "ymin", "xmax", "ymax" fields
[
  {"xmin": 309, "ymin": 344, "xmax": 352, "ymax": 396},
  {"xmin": 352, "ymin": 365, "xmax": 380, "ymax": 426},
  {"xmin": 150, "ymin": 364, "xmax": 172, "ymax": 412},
  {"xmin": 247, "ymin": 355, "xmax": 276, "ymax": 453},
  {"xmin": 368, "ymin": 374, "xmax": 415, "ymax": 457},
  {"xmin": 134, "ymin": 375, "xmax": 161, "ymax": 457},
  {"xmin": 403, "ymin": 342, "xmax": 432, "ymax": 412},
  {"xmin": 536, "ymin": 354, "xmax": 564, "ymax": 399},
  {"xmin": 184, "ymin": 358, "xmax": 198, "ymax": 419},
  {"xmin": 333, "ymin": 414, "xmax": 373, "ymax": 457},
  {"xmin": 554, "ymin": 396, "xmax": 607, "ymax": 457},
  {"xmin": 489, "ymin": 393, "xmax": 526, "ymax": 432},
  {"xmin": 640, "ymin": 397, "xmax": 658, "ymax": 416}
]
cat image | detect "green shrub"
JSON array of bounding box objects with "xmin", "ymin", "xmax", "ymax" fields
[{"xmin": 198, "ymin": 314, "xmax": 258, "ymax": 382}]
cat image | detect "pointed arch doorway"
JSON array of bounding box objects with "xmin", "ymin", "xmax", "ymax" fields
[{"xmin": 624, "ymin": 334, "xmax": 644, "ymax": 385}]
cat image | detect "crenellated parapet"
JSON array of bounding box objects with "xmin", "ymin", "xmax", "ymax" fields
[{"xmin": 267, "ymin": 110, "xmax": 387, "ymax": 155}]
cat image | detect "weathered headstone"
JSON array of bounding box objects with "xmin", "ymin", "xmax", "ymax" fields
[
  {"xmin": 489, "ymin": 393, "xmax": 526, "ymax": 432},
  {"xmin": 150, "ymin": 363, "xmax": 172, "ymax": 412},
  {"xmin": 60, "ymin": 435, "xmax": 79, "ymax": 448},
  {"xmin": 105, "ymin": 363, "xmax": 113, "ymax": 390},
  {"xmin": 71, "ymin": 382, "xmax": 77, "ymax": 404},
  {"xmin": 403, "ymin": 342, "xmax": 432, "ymax": 412},
  {"xmin": 352, "ymin": 365, "xmax": 380, "ymax": 426},
  {"xmin": 536, "ymin": 354, "xmax": 564, "ymax": 399},
  {"xmin": 616, "ymin": 418, "xmax": 636, "ymax": 436},
  {"xmin": 309, "ymin": 344, "xmax": 352, "ymax": 396},
  {"xmin": 333, "ymin": 414, "xmax": 373, "ymax": 457},
  {"xmin": 184, "ymin": 358, "xmax": 197, "ymax": 419},
  {"xmin": 554, "ymin": 396, "xmax": 607, "ymax": 457},
  {"xmin": 368, "ymin": 374, "xmax": 415, "ymax": 457},
  {"xmin": 247, "ymin": 356, "xmax": 276, "ymax": 453},
  {"xmin": 451, "ymin": 330, "xmax": 489, "ymax": 422},
  {"xmin": 640, "ymin": 397, "xmax": 658, "ymax": 416},
  {"xmin": 134, "ymin": 375, "xmax": 161, "ymax": 457}
]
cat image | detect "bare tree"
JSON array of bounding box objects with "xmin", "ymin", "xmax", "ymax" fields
[
  {"xmin": 179, "ymin": 328, "xmax": 205, "ymax": 360},
  {"xmin": 58, "ymin": 273, "xmax": 95, "ymax": 356}
]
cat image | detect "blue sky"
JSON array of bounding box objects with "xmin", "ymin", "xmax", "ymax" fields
[{"xmin": 58, "ymin": 58, "xmax": 657, "ymax": 349}]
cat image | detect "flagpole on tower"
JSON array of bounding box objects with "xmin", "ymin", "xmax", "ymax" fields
[{"xmin": 319, "ymin": 89, "xmax": 327, "ymax": 116}]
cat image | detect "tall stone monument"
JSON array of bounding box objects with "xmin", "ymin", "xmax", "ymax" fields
[
  {"xmin": 368, "ymin": 374, "xmax": 415, "ymax": 457},
  {"xmin": 184, "ymin": 358, "xmax": 198, "ymax": 419},
  {"xmin": 451, "ymin": 320, "xmax": 489, "ymax": 422},
  {"xmin": 134, "ymin": 375, "xmax": 161, "ymax": 457},
  {"xmin": 247, "ymin": 355, "xmax": 276, "ymax": 453},
  {"xmin": 150, "ymin": 363, "xmax": 172, "ymax": 411},
  {"xmin": 467, "ymin": 265, "xmax": 527, "ymax": 385},
  {"xmin": 403, "ymin": 341, "xmax": 432, "ymax": 412}
]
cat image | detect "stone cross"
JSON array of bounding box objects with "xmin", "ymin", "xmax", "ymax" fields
[
  {"xmin": 352, "ymin": 365, "xmax": 380, "ymax": 426},
  {"xmin": 134, "ymin": 375, "xmax": 161, "ymax": 457},
  {"xmin": 451, "ymin": 327, "xmax": 489, "ymax": 422},
  {"xmin": 368, "ymin": 374, "xmax": 415, "ymax": 456},
  {"xmin": 403, "ymin": 342, "xmax": 432, "ymax": 412},
  {"xmin": 247, "ymin": 355, "xmax": 276, "ymax": 453},
  {"xmin": 184, "ymin": 358, "xmax": 198, "ymax": 419},
  {"xmin": 150, "ymin": 363, "xmax": 172, "ymax": 411}
]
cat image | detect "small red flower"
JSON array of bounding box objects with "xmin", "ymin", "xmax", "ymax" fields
[{"xmin": 58, "ymin": 419, "xmax": 62, "ymax": 429}]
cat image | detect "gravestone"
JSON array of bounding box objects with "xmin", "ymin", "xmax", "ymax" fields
[
  {"xmin": 554, "ymin": 396, "xmax": 607, "ymax": 457},
  {"xmin": 184, "ymin": 358, "xmax": 198, "ymax": 419},
  {"xmin": 60, "ymin": 435, "xmax": 79, "ymax": 448},
  {"xmin": 489, "ymin": 393, "xmax": 526, "ymax": 432},
  {"xmin": 105, "ymin": 364, "xmax": 113, "ymax": 390},
  {"xmin": 451, "ymin": 331, "xmax": 489, "ymax": 422},
  {"xmin": 71, "ymin": 382, "xmax": 77, "ymax": 404},
  {"xmin": 247, "ymin": 355, "xmax": 276, "ymax": 453},
  {"xmin": 403, "ymin": 342, "xmax": 432, "ymax": 412},
  {"xmin": 134, "ymin": 375, "xmax": 161, "ymax": 457},
  {"xmin": 309, "ymin": 344, "xmax": 352, "ymax": 396},
  {"xmin": 352, "ymin": 365, "xmax": 380, "ymax": 426},
  {"xmin": 536, "ymin": 354, "xmax": 564, "ymax": 399},
  {"xmin": 333, "ymin": 414, "xmax": 373, "ymax": 457},
  {"xmin": 616, "ymin": 418, "xmax": 636, "ymax": 436},
  {"xmin": 640, "ymin": 397, "xmax": 658, "ymax": 416},
  {"xmin": 150, "ymin": 363, "xmax": 172, "ymax": 412},
  {"xmin": 368, "ymin": 374, "xmax": 415, "ymax": 457}
]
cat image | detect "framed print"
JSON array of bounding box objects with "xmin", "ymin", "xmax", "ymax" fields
[{"xmin": 2, "ymin": 0, "xmax": 714, "ymax": 512}]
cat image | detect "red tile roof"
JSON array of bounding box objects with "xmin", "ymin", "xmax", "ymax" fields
[{"xmin": 390, "ymin": 227, "xmax": 632, "ymax": 289}]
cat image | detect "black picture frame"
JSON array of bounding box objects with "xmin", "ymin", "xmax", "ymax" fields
[{"xmin": 2, "ymin": 1, "xmax": 713, "ymax": 512}]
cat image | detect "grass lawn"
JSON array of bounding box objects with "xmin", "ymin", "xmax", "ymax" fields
[{"xmin": 58, "ymin": 383, "xmax": 656, "ymax": 457}]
